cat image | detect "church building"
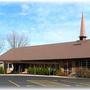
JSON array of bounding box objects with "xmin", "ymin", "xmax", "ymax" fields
[{"xmin": 0, "ymin": 13, "xmax": 90, "ymax": 77}]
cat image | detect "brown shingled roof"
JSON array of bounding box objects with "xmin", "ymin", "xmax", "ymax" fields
[{"xmin": 0, "ymin": 40, "xmax": 90, "ymax": 61}]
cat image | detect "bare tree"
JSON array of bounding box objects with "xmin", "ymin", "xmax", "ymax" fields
[{"xmin": 7, "ymin": 31, "xmax": 29, "ymax": 48}]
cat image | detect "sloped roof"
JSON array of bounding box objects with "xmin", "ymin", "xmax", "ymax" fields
[{"xmin": 0, "ymin": 40, "xmax": 90, "ymax": 61}]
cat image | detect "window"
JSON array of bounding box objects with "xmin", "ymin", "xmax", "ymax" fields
[
  {"xmin": 82, "ymin": 61, "xmax": 86, "ymax": 67},
  {"xmin": 87, "ymin": 60, "xmax": 90, "ymax": 68},
  {"xmin": 76, "ymin": 60, "xmax": 90, "ymax": 69},
  {"xmin": 75, "ymin": 61, "xmax": 80, "ymax": 67}
]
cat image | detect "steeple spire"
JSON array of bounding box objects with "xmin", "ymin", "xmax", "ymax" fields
[{"xmin": 79, "ymin": 12, "xmax": 87, "ymax": 41}]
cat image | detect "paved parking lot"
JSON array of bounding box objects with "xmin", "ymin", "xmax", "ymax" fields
[{"xmin": 0, "ymin": 75, "xmax": 90, "ymax": 88}]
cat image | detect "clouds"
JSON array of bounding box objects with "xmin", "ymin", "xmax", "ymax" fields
[
  {"xmin": 19, "ymin": 4, "xmax": 31, "ymax": 15},
  {"xmin": 30, "ymin": 26, "xmax": 79, "ymax": 45},
  {"xmin": 0, "ymin": 2, "xmax": 90, "ymax": 46},
  {"xmin": 0, "ymin": 3, "xmax": 31, "ymax": 16},
  {"xmin": 1, "ymin": 2, "xmax": 90, "ymax": 54},
  {"xmin": 0, "ymin": 0, "xmax": 90, "ymax": 3}
]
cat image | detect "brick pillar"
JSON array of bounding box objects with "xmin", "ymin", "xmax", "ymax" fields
[
  {"xmin": 4, "ymin": 62, "xmax": 7, "ymax": 74},
  {"xmin": 72, "ymin": 61, "xmax": 76, "ymax": 74},
  {"xmin": 60, "ymin": 61, "xmax": 64, "ymax": 73}
]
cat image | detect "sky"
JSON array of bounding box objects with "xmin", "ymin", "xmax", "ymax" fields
[{"xmin": 0, "ymin": 0, "xmax": 90, "ymax": 52}]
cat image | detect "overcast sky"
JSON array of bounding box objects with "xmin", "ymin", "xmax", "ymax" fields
[{"xmin": 0, "ymin": 0, "xmax": 90, "ymax": 51}]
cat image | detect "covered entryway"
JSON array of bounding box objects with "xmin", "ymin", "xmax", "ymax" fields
[
  {"xmin": 12, "ymin": 63, "xmax": 59, "ymax": 75},
  {"xmin": 12, "ymin": 63, "xmax": 29, "ymax": 74}
]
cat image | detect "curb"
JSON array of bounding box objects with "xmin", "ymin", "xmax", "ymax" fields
[{"xmin": 0, "ymin": 74, "xmax": 80, "ymax": 79}]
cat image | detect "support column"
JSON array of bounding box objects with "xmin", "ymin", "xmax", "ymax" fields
[
  {"xmin": 80, "ymin": 60, "xmax": 82, "ymax": 69},
  {"xmin": 66, "ymin": 60, "xmax": 69, "ymax": 75},
  {"xmin": 4, "ymin": 62, "xmax": 7, "ymax": 74},
  {"xmin": 7, "ymin": 63, "xmax": 10, "ymax": 74},
  {"xmin": 19, "ymin": 64, "xmax": 21, "ymax": 73},
  {"xmin": 34, "ymin": 64, "xmax": 36, "ymax": 74},
  {"xmin": 86, "ymin": 60, "xmax": 88, "ymax": 71},
  {"xmin": 60, "ymin": 61, "xmax": 64, "ymax": 73},
  {"xmin": 49, "ymin": 64, "xmax": 51, "ymax": 75},
  {"xmin": 72, "ymin": 61, "xmax": 76, "ymax": 74}
]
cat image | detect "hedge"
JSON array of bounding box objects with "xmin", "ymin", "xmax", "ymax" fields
[{"xmin": 27, "ymin": 67, "xmax": 54, "ymax": 75}]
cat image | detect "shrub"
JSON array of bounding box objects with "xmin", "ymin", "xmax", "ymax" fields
[
  {"xmin": 27, "ymin": 66, "xmax": 53, "ymax": 75},
  {"xmin": 44, "ymin": 67, "xmax": 49, "ymax": 75},
  {"xmin": 85, "ymin": 70, "xmax": 90, "ymax": 78},
  {"xmin": 56, "ymin": 68, "xmax": 64, "ymax": 76},
  {"xmin": 0, "ymin": 67, "xmax": 4, "ymax": 74},
  {"xmin": 76, "ymin": 68, "xmax": 90, "ymax": 78},
  {"xmin": 27, "ymin": 67, "xmax": 34, "ymax": 74}
]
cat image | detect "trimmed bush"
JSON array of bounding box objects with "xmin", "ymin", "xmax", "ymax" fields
[
  {"xmin": 27, "ymin": 66, "xmax": 53, "ymax": 75},
  {"xmin": 0, "ymin": 67, "xmax": 4, "ymax": 74},
  {"xmin": 27, "ymin": 67, "xmax": 34, "ymax": 74}
]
